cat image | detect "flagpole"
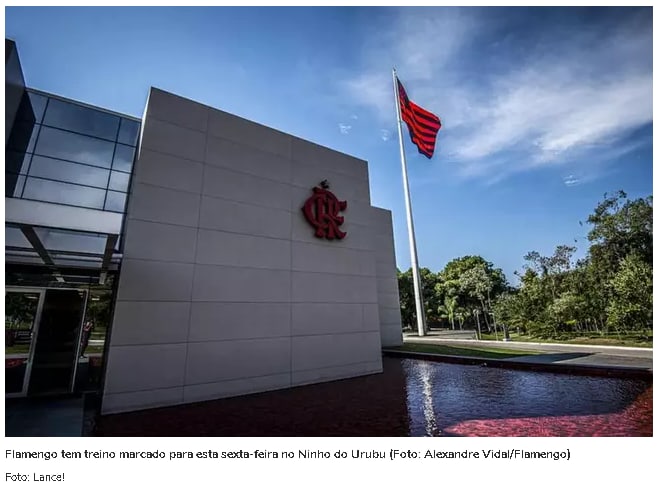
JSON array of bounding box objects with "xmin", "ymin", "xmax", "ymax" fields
[{"xmin": 393, "ymin": 68, "xmax": 427, "ymax": 337}]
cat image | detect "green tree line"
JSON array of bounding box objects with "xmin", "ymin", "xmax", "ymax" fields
[{"xmin": 397, "ymin": 191, "xmax": 653, "ymax": 340}]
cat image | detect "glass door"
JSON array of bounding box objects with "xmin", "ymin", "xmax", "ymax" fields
[
  {"xmin": 5, "ymin": 289, "xmax": 44, "ymax": 397},
  {"xmin": 28, "ymin": 289, "xmax": 87, "ymax": 395}
]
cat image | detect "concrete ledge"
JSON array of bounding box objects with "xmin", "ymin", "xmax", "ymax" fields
[{"xmin": 383, "ymin": 349, "xmax": 653, "ymax": 380}]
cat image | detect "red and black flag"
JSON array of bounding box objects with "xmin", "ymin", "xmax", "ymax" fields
[{"xmin": 397, "ymin": 79, "xmax": 441, "ymax": 159}]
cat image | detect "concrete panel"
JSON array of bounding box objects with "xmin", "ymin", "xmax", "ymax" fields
[
  {"xmin": 362, "ymin": 303, "xmax": 381, "ymax": 332},
  {"xmin": 292, "ymin": 303, "xmax": 366, "ymax": 336},
  {"xmin": 291, "ymin": 137, "xmax": 368, "ymax": 181},
  {"xmin": 203, "ymin": 164, "xmax": 292, "ymax": 211},
  {"xmin": 376, "ymin": 260, "xmax": 398, "ymax": 281},
  {"xmin": 104, "ymin": 343, "xmax": 187, "ymax": 393},
  {"xmin": 292, "ymin": 213, "xmax": 375, "ymax": 251},
  {"xmin": 379, "ymin": 307, "xmax": 403, "ymax": 327},
  {"xmin": 129, "ymin": 183, "xmax": 200, "ymax": 228},
  {"xmin": 196, "ymin": 229, "xmax": 290, "ymax": 270},
  {"xmin": 291, "ymin": 331, "xmax": 381, "ymax": 372},
  {"xmin": 185, "ymin": 337, "xmax": 291, "ymax": 385},
  {"xmin": 192, "ymin": 265, "xmax": 291, "ymax": 302},
  {"xmin": 147, "ymin": 88, "xmax": 209, "ymax": 132},
  {"xmin": 133, "ymin": 148, "xmax": 204, "ymax": 194},
  {"xmin": 292, "ymin": 241, "xmax": 376, "ymax": 277},
  {"xmin": 378, "ymin": 292, "xmax": 401, "ymax": 310},
  {"xmin": 199, "ymin": 195, "xmax": 291, "ymax": 239},
  {"xmin": 183, "ymin": 373, "xmax": 290, "ymax": 404},
  {"xmin": 292, "ymin": 360, "xmax": 382, "ymax": 386},
  {"xmin": 141, "ymin": 117, "xmax": 206, "ymax": 163},
  {"xmin": 380, "ymin": 327, "xmax": 403, "ymax": 347},
  {"xmin": 373, "ymin": 233, "xmax": 396, "ymax": 261},
  {"xmin": 207, "ymin": 109, "xmax": 292, "ymax": 158},
  {"xmin": 123, "ymin": 219, "xmax": 198, "ymax": 263},
  {"xmin": 117, "ymin": 259, "xmax": 194, "ymax": 302},
  {"xmin": 292, "ymin": 272, "xmax": 378, "ymax": 303},
  {"xmin": 111, "ymin": 301, "xmax": 191, "ymax": 346},
  {"xmin": 376, "ymin": 276, "xmax": 400, "ymax": 296},
  {"xmin": 291, "ymin": 166, "xmax": 370, "ymax": 203},
  {"xmin": 102, "ymin": 387, "xmax": 184, "ymax": 415},
  {"xmin": 370, "ymin": 207, "xmax": 394, "ymax": 232},
  {"xmin": 205, "ymin": 135, "xmax": 291, "ymax": 184},
  {"xmin": 189, "ymin": 302, "xmax": 291, "ymax": 341}
]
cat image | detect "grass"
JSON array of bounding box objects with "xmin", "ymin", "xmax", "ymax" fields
[
  {"xmin": 5, "ymin": 344, "xmax": 105, "ymax": 355},
  {"xmin": 480, "ymin": 332, "xmax": 653, "ymax": 348},
  {"xmin": 388, "ymin": 342, "xmax": 539, "ymax": 359}
]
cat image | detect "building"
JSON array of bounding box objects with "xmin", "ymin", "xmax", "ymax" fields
[{"xmin": 5, "ymin": 39, "xmax": 403, "ymax": 415}]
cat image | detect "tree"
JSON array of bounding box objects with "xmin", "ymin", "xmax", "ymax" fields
[
  {"xmin": 395, "ymin": 192, "xmax": 652, "ymax": 341},
  {"xmin": 396, "ymin": 267, "xmax": 440, "ymax": 331},
  {"xmin": 419, "ymin": 268, "xmax": 440, "ymax": 327},
  {"xmin": 444, "ymin": 296, "xmax": 457, "ymax": 330},
  {"xmin": 493, "ymin": 291, "xmax": 525, "ymax": 334},
  {"xmin": 397, "ymin": 269, "xmax": 415, "ymax": 330},
  {"xmin": 523, "ymin": 245, "xmax": 576, "ymax": 300},
  {"xmin": 606, "ymin": 253, "xmax": 653, "ymax": 333},
  {"xmin": 459, "ymin": 265, "xmax": 494, "ymax": 330},
  {"xmin": 587, "ymin": 191, "xmax": 652, "ymax": 271},
  {"xmin": 435, "ymin": 255, "xmax": 508, "ymax": 331}
]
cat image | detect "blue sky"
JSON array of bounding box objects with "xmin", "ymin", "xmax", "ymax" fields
[{"xmin": 6, "ymin": 7, "xmax": 653, "ymax": 282}]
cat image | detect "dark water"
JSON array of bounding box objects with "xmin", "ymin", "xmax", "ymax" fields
[
  {"xmin": 403, "ymin": 359, "xmax": 653, "ymax": 436},
  {"xmin": 96, "ymin": 357, "xmax": 652, "ymax": 437}
]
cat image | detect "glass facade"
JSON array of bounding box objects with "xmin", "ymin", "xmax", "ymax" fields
[
  {"xmin": 5, "ymin": 87, "xmax": 137, "ymax": 402},
  {"xmin": 5, "ymin": 90, "xmax": 140, "ymax": 214}
]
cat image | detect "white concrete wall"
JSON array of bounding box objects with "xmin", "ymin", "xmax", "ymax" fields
[
  {"xmin": 371, "ymin": 208, "xmax": 403, "ymax": 347},
  {"xmin": 102, "ymin": 88, "xmax": 400, "ymax": 414}
]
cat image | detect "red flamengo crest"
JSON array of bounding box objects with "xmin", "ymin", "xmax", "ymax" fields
[{"xmin": 302, "ymin": 180, "xmax": 347, "ymax": 240}]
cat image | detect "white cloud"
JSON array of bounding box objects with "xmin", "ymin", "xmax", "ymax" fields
[
  {"xmin": 340, "ymin": 8, "xmax": 652, "ymax": 182},
  {"xmin": 563, "ymin": 175, "xmax": 581, "ymax": 187},
  {"xmin": 338, "ymin": 123, "xmax": 352, "ymax": 134},
  {"xmin": 380, "ymin": 129, "xmax": 391, "ymax": 141}
]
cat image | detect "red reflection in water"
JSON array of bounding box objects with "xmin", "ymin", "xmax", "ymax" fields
[
  {"xmin": 403, "ymin": 360, "xmax": 652, "ymax": 437},
  {"xmin": 444, "ymin": 386, "xmax": 653, "ymax": 437}
]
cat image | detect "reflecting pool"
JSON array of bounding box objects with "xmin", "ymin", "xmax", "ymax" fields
[
  {"xmin": 96, "ymin": 358, "xmax": 652, "ymax": 437},
  {"xmin": 403, "ymin": 359, "xmax": 652, "ymax": 436}
]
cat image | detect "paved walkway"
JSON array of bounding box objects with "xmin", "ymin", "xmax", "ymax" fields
[
  {"xmin": 6, "ymin": 396, "xmax": 85, "ymax": 437},
  {"xmin": 402, "ymin": 334, "xmax": 653, "ymax": 371}
]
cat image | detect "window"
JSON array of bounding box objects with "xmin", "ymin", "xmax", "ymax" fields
[
  {"xmin": 6, "ymin": 90, "xmax": 140, "ymax": 214},
  {"xmin": 5, "ymin": 151, "xmax": 32, "ymax": 175},
  {"xmin": 6, "ymin": 121, "xmax": 39, "ymax": 154},
  {"xmin": 108, "ymin": 171, "xmax": 130, "ymax": 192},
  {"xmin": 29, "ymin": 156, "xmax": 110, "ymax": 189},
  {"xmin": 42, "ymin": 98, "xmax": 120, "ymax": 141},
  {"xmin": 17, "ymin": 92, "xmax": 48, "ymax": 124},
  {"xmin": 6, "ymin": 174, "xmax": 26, "ymax": 198},
  {"xmin": 118, "ymin": 118, "xmax": 140, "ymax": 146},
  {"xmin": 112, "ymin": 144, "xmax": 135, "ymax": 172},
  {"xmin": 104, "ymin": 191, "xmax": 127, "ymax": 212},
  {"xmin": 35, "ymin": 127, "xmax": 115, "ymax": 169},
  {"xmin": 23, "ymin": 178, "xmax": 106, "ymax": 209}
]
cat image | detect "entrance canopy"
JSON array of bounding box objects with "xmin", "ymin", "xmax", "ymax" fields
[
  {"xmin": 6, "ymin": 223, "xmax": 121, "ymax": 279},
  {"xmin": 5, "ymin": 197, "xmax": 124, "ymax": 284}
]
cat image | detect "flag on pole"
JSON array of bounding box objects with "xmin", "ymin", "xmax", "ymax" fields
[{"xmin": 396, "ymin": 79, "xmax": 441, "ymax": 159}]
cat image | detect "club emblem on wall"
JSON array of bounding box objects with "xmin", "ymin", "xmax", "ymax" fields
[{"xmin": 302, "ymin": 180, "xmax": 347, "ymax": 240}]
